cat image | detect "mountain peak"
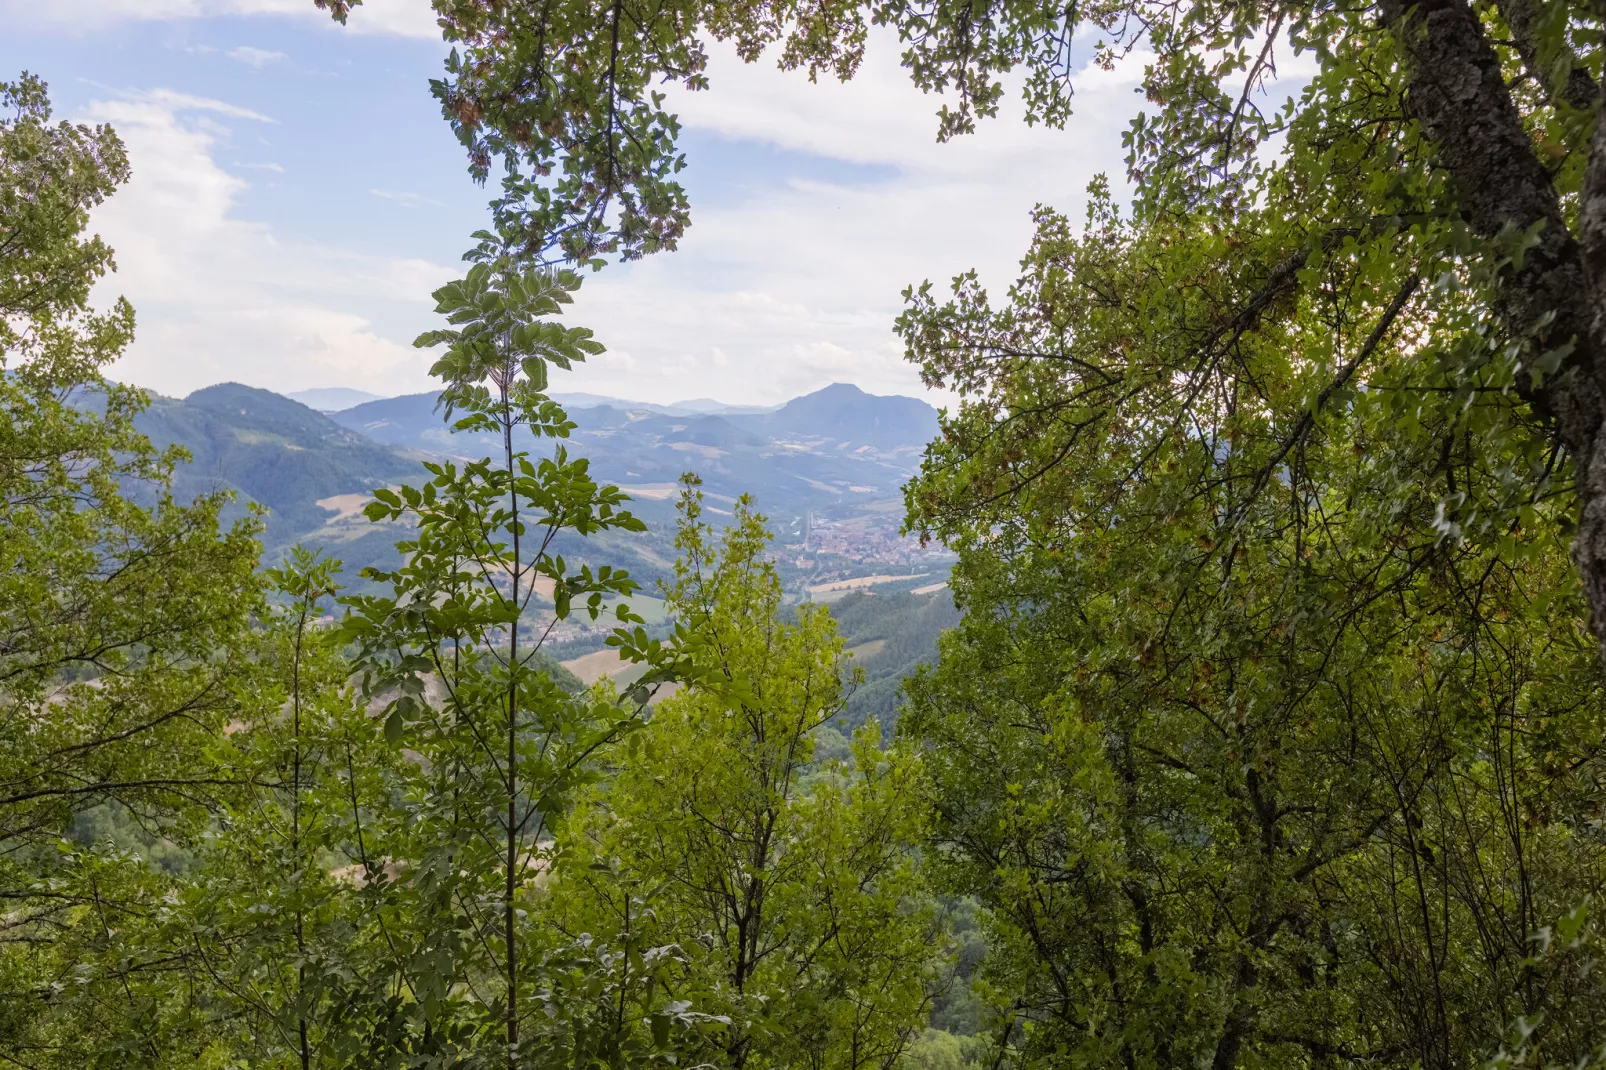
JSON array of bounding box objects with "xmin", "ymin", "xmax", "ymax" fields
[
  {"xmin": 185, "ymin": 382, "xmax": 312, "ymax": 412},
  {"xmin": 756, "ymin": 382, "xmax": 937, "ymax": 450},
  {"xmin": 185, "ymin": 381, "xmax": 262, "ymax": 402}
]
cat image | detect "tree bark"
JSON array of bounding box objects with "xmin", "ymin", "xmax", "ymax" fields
[
  {"xmin": 1495, "ymin": 0, "xmax": 1598, "ymax": 111},
  {"xmin": 1381, "ymin": 0, "xmax": 1606, "ymax": 657}
]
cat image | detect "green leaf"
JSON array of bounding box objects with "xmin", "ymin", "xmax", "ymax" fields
[{"xmin": 383, "ymin": 707, "xmax": 404, "ymax": 745}]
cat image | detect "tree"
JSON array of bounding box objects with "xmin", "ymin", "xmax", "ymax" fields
[
  {"xmin": 173, "ymin": 548, "xmax": 400, "ymax": 1070},
  {"xmin": 863, "ymin": 4, "xmax": 1606, "ymax": 1059},
  {"xmin": 893, "ymin": 155, "xmax": 1606, "ymax": 1069},
  {"xmin": 0, "ymin": 72, "xmax": 265, "ymax": 1067},
  {"xmin": 313, "ymin": 0, "xmax": 867, "ymax": 264},
  {"xmin": 901, "ymin": 490, "xmax": 1606, "ymax": 1065},
  {"xmin": 334, "ymin": 262, "xmax": 701, "ymax": 1067},
  {"xmin": 549, "ymin": 480, "xmax": 937, "ymax": 1069}
]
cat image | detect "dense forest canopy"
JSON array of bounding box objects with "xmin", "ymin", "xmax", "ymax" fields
[{"xmin": 8, "ymin": 0, "xmax": 1606, "ymax": 1065}]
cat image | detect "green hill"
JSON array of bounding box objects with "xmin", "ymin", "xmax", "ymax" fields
[
  {"xmin": 829, "ymin": 585, "xmax": 961, "ymax": 731},
  {"xmin": 134, "ymin": 383, "xmax": 425, "ymax": 549}
]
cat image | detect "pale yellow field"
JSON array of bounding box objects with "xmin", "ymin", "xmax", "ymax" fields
[
  {"xmin": 559, "ymin": 649, "xmax": 680, "ymax": 704},
  {"xmin": 561, "ymin": 648, "xmax": 632, "ymax": 684},
  {"xmin": 306, "ymin": 490, "xmax": 409, "ymax": 543},
  {"xmin": 617, "ymin": 483, "xmax": 680, "ymax": 500},
  {"xmin": 315, "ymin": 492, "xmax": 372, "ymax": 522},
  {"xmin": 807, "ymin": 574, "xmax": 928, "ymax": 595}
]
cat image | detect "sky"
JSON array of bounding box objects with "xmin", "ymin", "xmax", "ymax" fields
[{"xmin": 1, "ymin": 0, "xmax": 1149, "ymax": 406}]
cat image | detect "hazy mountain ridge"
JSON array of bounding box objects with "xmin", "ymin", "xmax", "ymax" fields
[
  {"xmin": 727, "ymin": 382, "xmax": 939, "ymax": 451},
  {"xmin": 552, "ymin": 392, "xmax": 779, "ymax": 416},
  {"xmin": 286, "ymin": 386, "xmax": 384, "ymax": 411},
  {"xmin": 328, "ymin": 382, "xmax": 939, "ymax": 521},
  {"xmin": 136, "ymin": 382, "xmax": 945, "ymax": 587}
]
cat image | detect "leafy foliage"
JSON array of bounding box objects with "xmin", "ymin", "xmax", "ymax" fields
[
  {"xmin": 550, "ymin": 483, "xmax": 938, "ymax": 1068},
  {"xmin": 0, "ymin": 73, "xmax": 265, "ymax": 1067},
  {"xmin": 319, "ymin": 259, "xmax": 725, "ymax": 1066},
  {"xmin": 316, "ymin": 0, "xmax": 872, "ymax": 264},
  {"xmin": 888, "ymin": 10, "xmax": 1606, "ymax": 1066},
  {"xmin": 827, "ymin": 586, "xmax": 959, "ymax": 732},
  {"xmin": 176, "ymin": 549, "xmax": 392, "ymax": 1068}
]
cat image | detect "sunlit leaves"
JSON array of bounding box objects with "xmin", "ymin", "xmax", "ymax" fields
[
  {"xmin": 550, "ymin": 483, "xmax": 937, "ymax": 1067},
  {"xmin": 0, "ymin": 72, "xmax": 266, "ymax": 1068}
]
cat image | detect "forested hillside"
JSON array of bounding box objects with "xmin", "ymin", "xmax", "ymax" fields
[
  {"xmin": 13, "ymin": 0, "xmax": 1606, "ymax": 1067},
  {"xmin": 134, "ymin": 382, "xmax": 422, "ymax": 542},
  {"xmin": 829, "ymin": 586, "xmax": 961, "ymax": 730}
]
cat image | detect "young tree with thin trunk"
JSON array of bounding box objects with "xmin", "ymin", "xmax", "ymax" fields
[
  {"xmin": 178, "ymin": 548, "xmax": 393, "ymax": 1068},
  {"xmin": 338, "ymin": 263, "xmax": 696, "ymax": 1066}
]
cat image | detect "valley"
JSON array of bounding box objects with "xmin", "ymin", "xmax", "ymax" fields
[{"xmin": 134, "ymin": 379, "xmax": 959, "ymax": 728}]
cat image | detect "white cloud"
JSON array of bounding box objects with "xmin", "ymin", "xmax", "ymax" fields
[
  {"xmin": 52, "ymin": 21, "xmax": 1312, "ymax": 409},
  {"xmin": 226, "ymin": 45, "xmax": 287, "ymax": 68},
  {"xmin": 0, "ymin": 0, "xmax": 440, "ymax": 39},
  {"xmin": 555, "ymin": 35, "xmax": 1147, "ymax": 406},
  {"xmin": 82, "ymin": 87, "xmax": 453, "ymax": 397},
  {"xmin": 126, "ymin": 88, "xmax": 276, "ymax": 122},
  {"xmin": 550, "ymin": 32, "xmax": 1315, "ymax": 407},
  {"xmin": 369, "ymin": 187, "xmax": 446, "ymax": 209}
]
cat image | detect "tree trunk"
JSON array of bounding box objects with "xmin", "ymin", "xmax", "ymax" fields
[{"xmin": 1381, "ymin": 0, "xmax": 1606, "ymax": 657}]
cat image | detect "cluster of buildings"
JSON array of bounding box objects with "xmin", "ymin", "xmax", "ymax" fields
[{"xmin": 783, "ymin": 511, "xmax": 951, "ymax": 571}]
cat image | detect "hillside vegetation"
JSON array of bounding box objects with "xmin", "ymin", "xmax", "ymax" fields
[
  {"xmin": 830, "ymin": 587, "xmax": 961, "ymax": 731},
  {"xmin": 134, "ymin": 383, "xmax": 421, "ymax": 543}
]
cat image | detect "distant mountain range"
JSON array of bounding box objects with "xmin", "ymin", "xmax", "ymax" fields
[
  {"xmin": 329, "ymin": 382, "xmax": 936, "ymax": 521},
  {"xmin": 134, "ymin": 381, "xmax": 944, "ymax": 587},
  {"xmin": 550, "ymin": 392, "xmax": 780, "ymax": 416},
  {"xmin": 289, "ymin": 385, "xmax": 784, "ymax": 418},
  {"xmin": 286, "ymin": 386, "xmax": 385, "ymax": 411}
]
